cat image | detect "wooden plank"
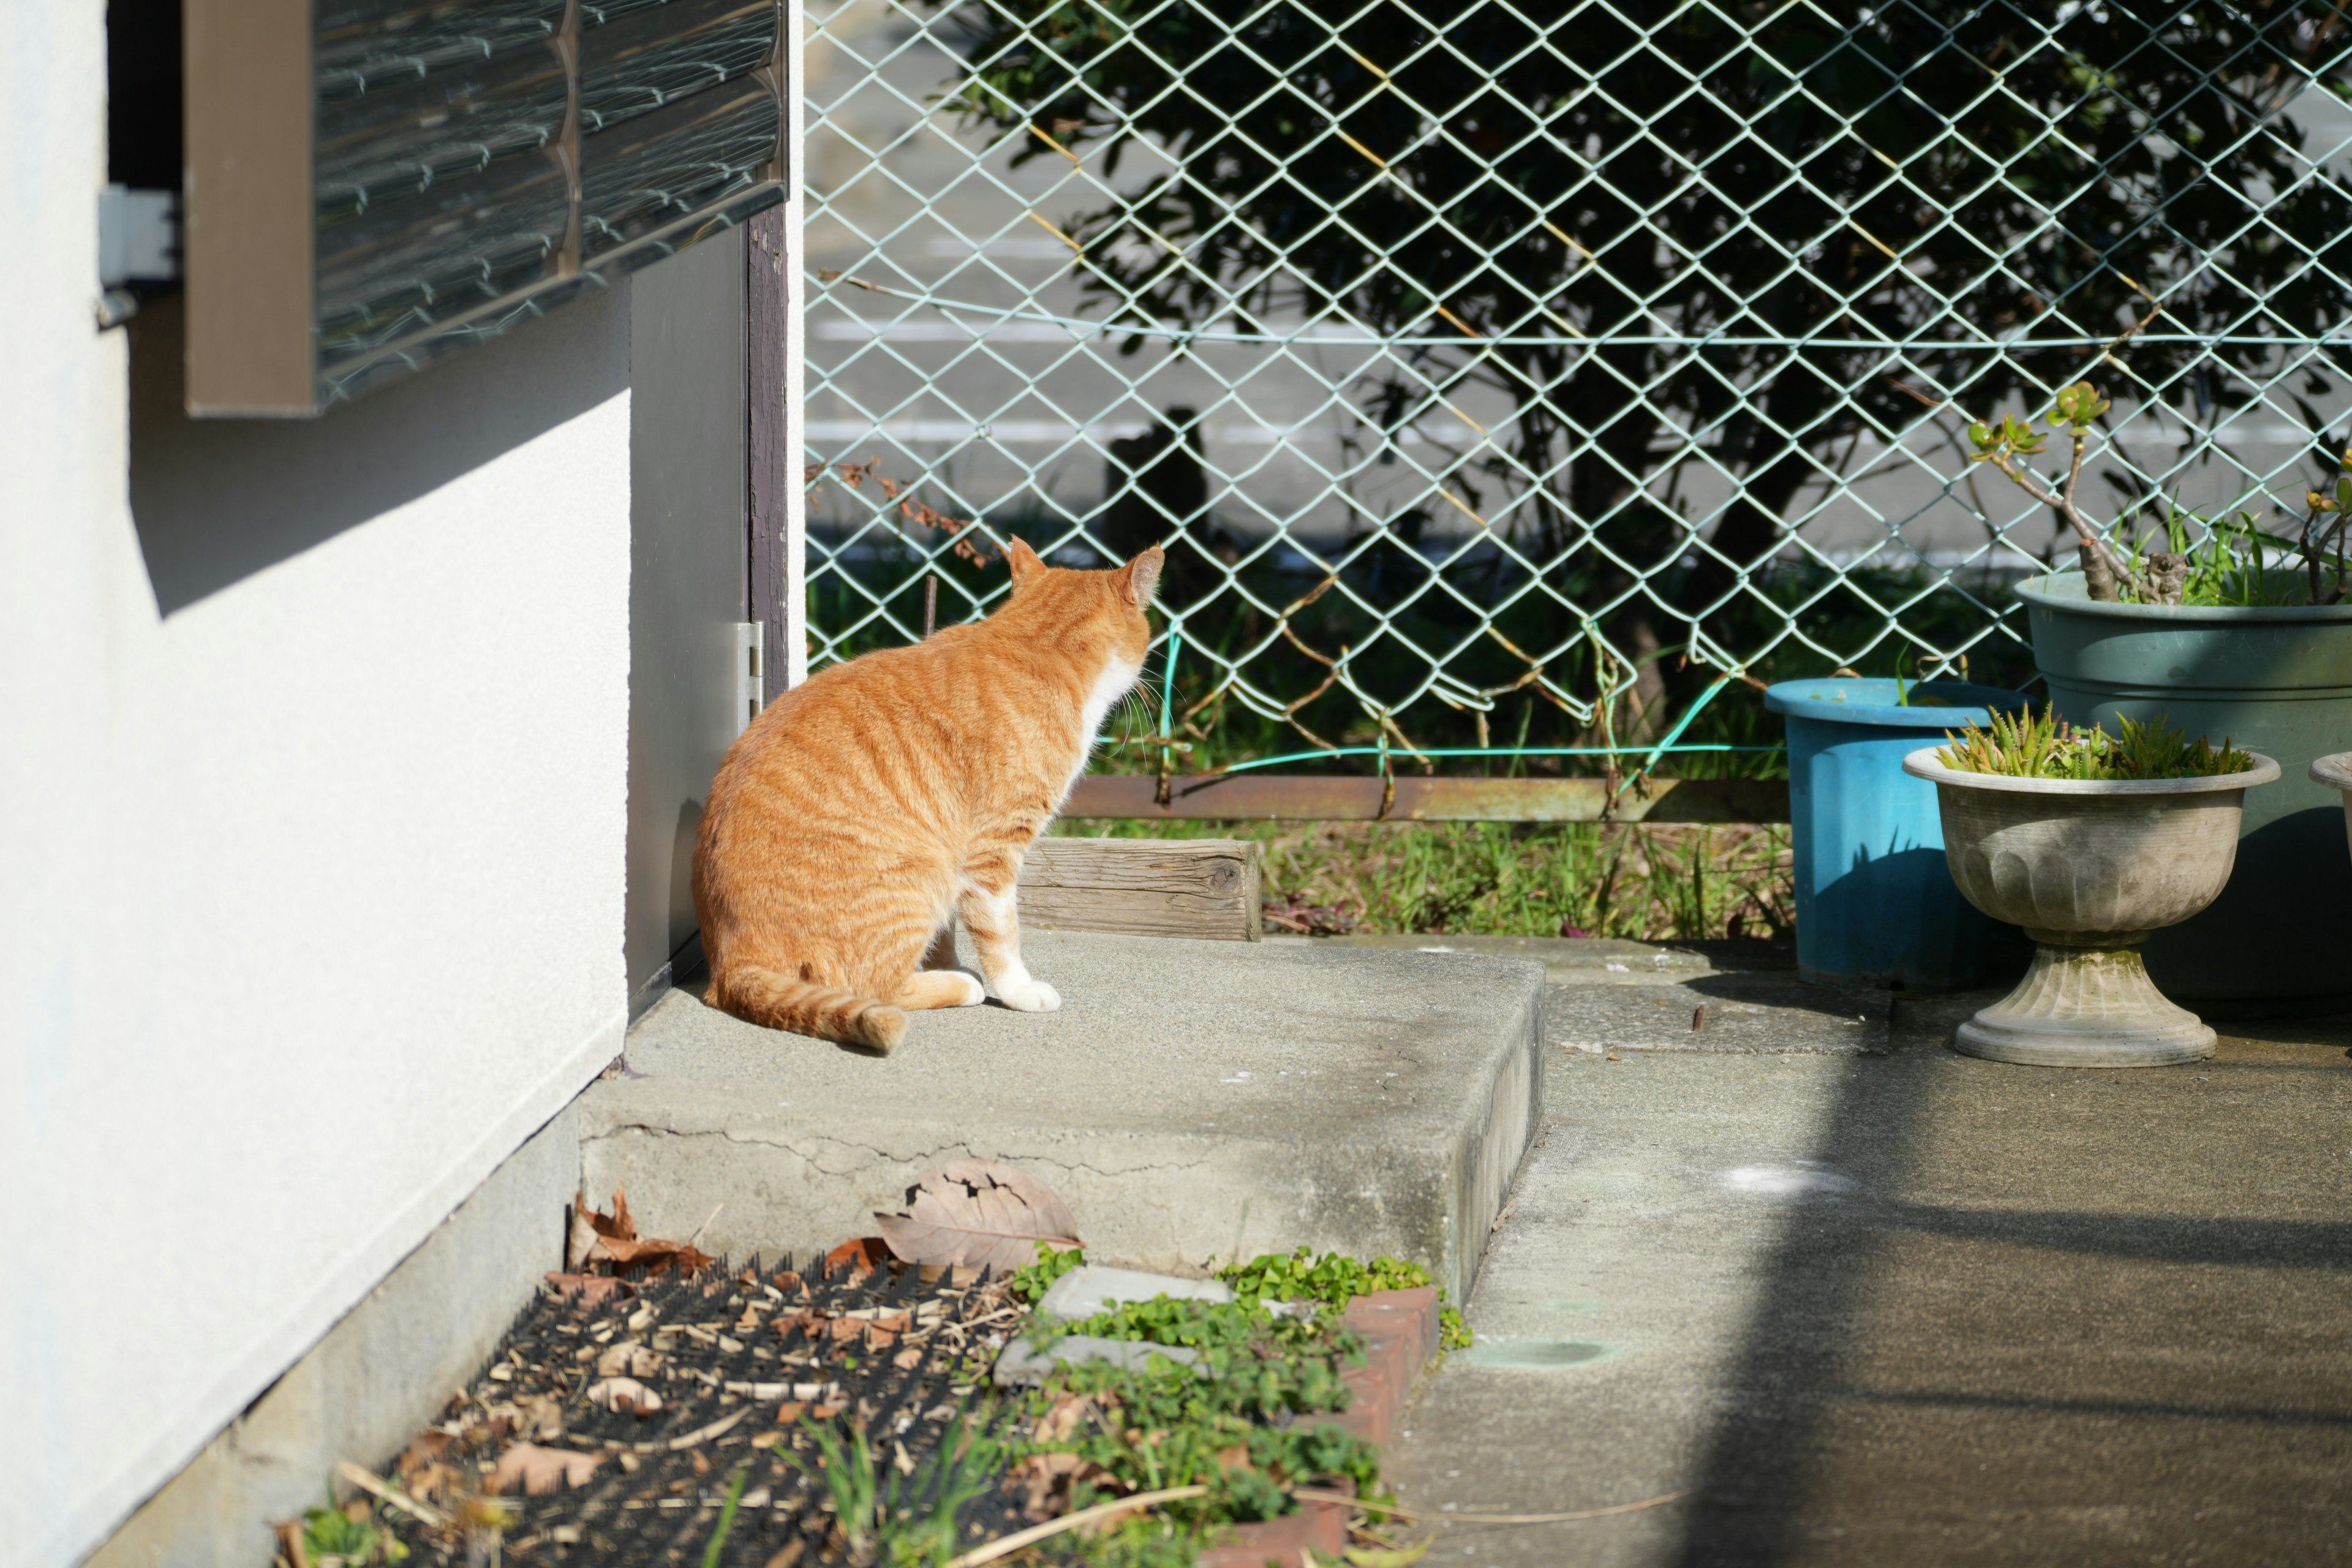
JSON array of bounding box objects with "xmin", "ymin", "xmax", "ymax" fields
[
  {"xmin": 1062, "ymin": 774, "xmax": 1789, "ymax": 823},
  {"xmin": 1017, "ymin": 837, "xmax": 1262, "ymax": 941}
]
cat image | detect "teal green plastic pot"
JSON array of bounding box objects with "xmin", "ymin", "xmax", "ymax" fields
[
  {"xmin": 2017, "ymin": 573, "xmax": 2352, "ymax": 1014},
  {"xmin": 1765, "ymin": 677, "xmax": 2034, "ymax": 991}
]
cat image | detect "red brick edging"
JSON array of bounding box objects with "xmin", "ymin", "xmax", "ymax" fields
[{"xmin": 1194, "ymin": 1286, "xmax": 1440, "ymax": 1568}]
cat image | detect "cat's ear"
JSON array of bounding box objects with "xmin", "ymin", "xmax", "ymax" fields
[
  {"xmin": 1005, "ymin": 536, "xmax": 1046, "ymax": 586},
  {"xmin": 1120, "ymin": 546, "xmax": 1164, "ymax": 608}
]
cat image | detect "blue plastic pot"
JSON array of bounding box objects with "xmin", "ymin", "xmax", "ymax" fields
[{"xmin": 1765, "ymin": 678, "xmax": 2034, "ymax": 991}]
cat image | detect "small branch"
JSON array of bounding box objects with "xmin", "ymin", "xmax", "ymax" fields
[
  {"xmin": 944, "ymin": 1485, "xmax": 1210, "ymax": 1567},
  {"xmin": 334, "ymin": 1461, "xmax": 452, "ymax": 1530},
  {"xmin": 1291, "ymin": 1487, "xmax": 1689, "ymax": 1525}
]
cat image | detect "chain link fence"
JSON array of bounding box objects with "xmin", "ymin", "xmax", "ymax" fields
[{"xmin": 801, "ymin": 0, "xmax": 2352, "ymax": 786}]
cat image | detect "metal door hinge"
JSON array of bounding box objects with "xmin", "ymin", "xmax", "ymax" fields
[{"xmin": 736, "ymin": 623, "xmax": 764, "ymax": 736}]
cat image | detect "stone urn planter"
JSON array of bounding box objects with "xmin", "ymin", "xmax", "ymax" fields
[
  {"xmin": 2016, "ymin": 572, "xmax": 2352, "ymax": 1012},
  {"xmin": 1901, "ymin": 746, "xmax": 2280, "ymax": 1066},
  {"xmin": 2314, "ymin": 753, "xmax": 2352, "ymax": 856}
]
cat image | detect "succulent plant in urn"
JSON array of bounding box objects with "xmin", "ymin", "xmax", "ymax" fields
[{"xmin": 1904, "ymin": 712, "xmax": 2278, "ymax": 1067}]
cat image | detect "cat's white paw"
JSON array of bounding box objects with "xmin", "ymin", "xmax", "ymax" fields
[{"xmin": 995, "ymin": 976, "xmax": 1061, "ymax": 1012}]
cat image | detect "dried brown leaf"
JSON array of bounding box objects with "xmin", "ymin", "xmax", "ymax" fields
[
  {"xmin": 585, "ymin": 1377, "xmax": 663, "ymax": 1416},
  {"xmin": 824, "ymin": 1237, "xmax": 889, "ymax": 1278},
  {"xmin": 567, "ymin": 1188, "xmax": 712, "ymax": 1279},
  {"xmin": 595, "ymin": 1341, "xmax": 664, "ymax": 1379},
  {"xmin": 544, "ymin": 1272, "xmax": 635, "ymax": 1305},
  {"xmin": 871, "ymin": 1160, "xmax": 1080, "ymax": 1276},
  {"xmin": 486, "ymin": 1442, "xmax": 608, "ymax": 1496}
]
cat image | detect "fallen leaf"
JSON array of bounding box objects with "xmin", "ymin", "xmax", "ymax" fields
[
  {"xmin": 487, "ymin": 1443, "xmax": 608, "ymax": 1496},
  {"xmin": 545, "ymin": 1272, "xmax": 635, "ymax": 1304},
  {"xmin": 569, "ymin": 1188, "xmax": 715, "ymax": 1280},
  {"xmin": 892, "ymin": 1346, "xmax": 923, "ymax": 1370},
  {"xmin": 870, "ymin": 1160, "xmax": 1081, "ymax": 1276},
  {"xmin": 596, "ymin": 1341, "xmax": 664, "ymax": 1379},
  {"xmin": 1007, "ymin": 1451, "xmax": 1120, "ymax": 1520},
  {"xmin": 775, "ymin": 1401, "xmax": 807, "ymax": 1424},
  {"xmin": 272, "ymin": 1518, "xmax": 311, "ymax": 1568},
  {"xmin": 764, "ymin": 1544, "xmax": 805, "ymax": 1568},
  {"xmin": 824, "ymin": 1237, "xmax": 889, "ymax": 1278},
  {"xmin": 585, "ymin": 1377, "xmax": 664, "ymax": 1416},
  {"xmin": 1031, "ymin": 1393, "xmax": 1101, "ymax": 1443}
]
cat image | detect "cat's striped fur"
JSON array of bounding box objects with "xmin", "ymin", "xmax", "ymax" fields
[{"xmin": 692, "ymin": 540, "xmax": 1162, "ymax": 1050}]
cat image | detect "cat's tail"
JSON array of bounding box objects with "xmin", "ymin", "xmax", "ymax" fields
[{"xmin": 709, "ymin": 964, "xmax": 909, "ymax": 1053}]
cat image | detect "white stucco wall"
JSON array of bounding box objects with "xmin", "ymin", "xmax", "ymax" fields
[{"xmin": 1, "ymin": 9, "xmax": 635, "ymax": 1564}]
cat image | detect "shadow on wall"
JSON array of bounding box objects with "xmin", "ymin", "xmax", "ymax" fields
[{"xmin": 127, "ymin": 292, "xmax": 628, "ymax": 617}]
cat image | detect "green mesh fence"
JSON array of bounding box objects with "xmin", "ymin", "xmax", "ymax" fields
[{"xmin": 802, "ymin": 0, "xmax": 2352, "ymax": 777}]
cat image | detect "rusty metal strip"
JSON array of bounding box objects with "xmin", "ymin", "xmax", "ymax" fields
[{"xmin": 1063, "ymin": 775, "xmax": 1789, "ymax": 823}]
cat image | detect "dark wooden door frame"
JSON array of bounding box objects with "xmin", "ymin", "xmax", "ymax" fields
[{"xmin": 747, "ymin": 201, "xmax": 797, "ymax": 703}]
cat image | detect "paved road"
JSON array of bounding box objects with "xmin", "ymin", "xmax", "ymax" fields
[{"xmin": 1384, "ymin": 981, "xmax": 2352, "ymax": 1567}]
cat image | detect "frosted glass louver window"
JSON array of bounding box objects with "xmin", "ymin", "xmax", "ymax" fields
[{"xmin": 187, "ymin": 0, "xmax": 784, "ymax": 417}]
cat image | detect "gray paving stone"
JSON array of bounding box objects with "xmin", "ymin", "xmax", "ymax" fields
[{"xmin": 1038, "ymin": 1265, "xmax": 1232, "ymax": 1320}]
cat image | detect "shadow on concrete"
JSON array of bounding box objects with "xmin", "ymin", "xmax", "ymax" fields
[
  {"xmin": 1836, "ymin": 1386, "xmax": 2352, "ymax": 1430},
  {"xmin": 1665, "ymin": 1047, "xmax": 1939, "ymax": 1567},
  {"xmin": 1880, "ymin": 1202, "xmax": 2352, "ymax": 1271},
  {"xmin": 126, "ymin": 292, "xmax": 624, "ymax": 616},
  {"xmin": 1667, "ymin": 1031, "xmax": 2352, "ymax": 1567}
]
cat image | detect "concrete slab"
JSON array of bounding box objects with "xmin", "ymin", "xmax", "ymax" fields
[
  {"xmin": 1548, "ymin": 974, "xmax": 1891, "ymax": 1056},
  {"xmin": 581, "ymin": 930, "xmax": 1544, "ymax": 1306},
  {"xmin": 1280, "ymin": 935, "xmax": 1888, "ymax": 1054},
  {"xmin": 1274, "ymin": 933, "xmax": 1795, "ymax": 984},
  {"xmin": 1383, "ymin": 1000, "xmax": 2352, "ymax": 1566}
]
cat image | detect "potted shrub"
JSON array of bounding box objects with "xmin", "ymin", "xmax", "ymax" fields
[
  {"xmin": 1902, "ymin": 712, "xmax": 2278, "ymax": 1068},
  {"xmin": 1970, "ymin": 384, "xmax": 2352, "ymax": 1013}
]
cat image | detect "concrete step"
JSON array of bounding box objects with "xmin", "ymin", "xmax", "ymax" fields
[
  {"xmin": 1272, "ymin": 932, "xmax": 1796, "ymax": 984},
  {"xmin": 1283, "ymin": 933, "xmax": 1891, "ymax": 1055},
  {"xmin": 582, "ymin": 929, "xmax": 1544, "ymax": 1305}
]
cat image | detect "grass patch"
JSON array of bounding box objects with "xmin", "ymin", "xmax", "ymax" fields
[{"xmin": 1060, "ymin": 818, "xmax": 1793, "ymax": 943}]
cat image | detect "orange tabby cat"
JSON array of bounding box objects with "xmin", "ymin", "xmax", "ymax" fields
[{"xmin": 692, "ymin": 540, "xmax": 1163, "ymax": 1051}]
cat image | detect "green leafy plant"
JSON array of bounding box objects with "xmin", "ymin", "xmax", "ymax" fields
[
  {"xmin": 1217, "ymin": 1248, "xmax": 1472, "ymax": 1351},
  {"xmin": 1935, "ymin": 710, "xmax": 2254, "ymax": 781},
  {"xmin": 1011, "ymin": 1240, "xmax": 1087, "ymax": 1305},
  {"xmin": 700, "ymin": 1466, "xmax": 752, "ymax": 1568},
  {"xmin": 786, "ymin": 1409, "xmax": 1009, "ymax": 1567},
  {"xmin": 297, "ymin": 1483, "xmax": 409, "ymax": 1566},
  {"xmin": 1023, "ymin": 1354, "xmax": 1383, "ymax": 1521},
  {"xmin": 1968, "ymin": 381, "xmax": 2350, "ymax": 606},
  {"xmin": 1216, "ymin": 1248, "xmax": 1430, "ymax": 1312},
  {"xmin": 1034, "ymin": 1295, "xmax": 1362, "ymax": 1419}
]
